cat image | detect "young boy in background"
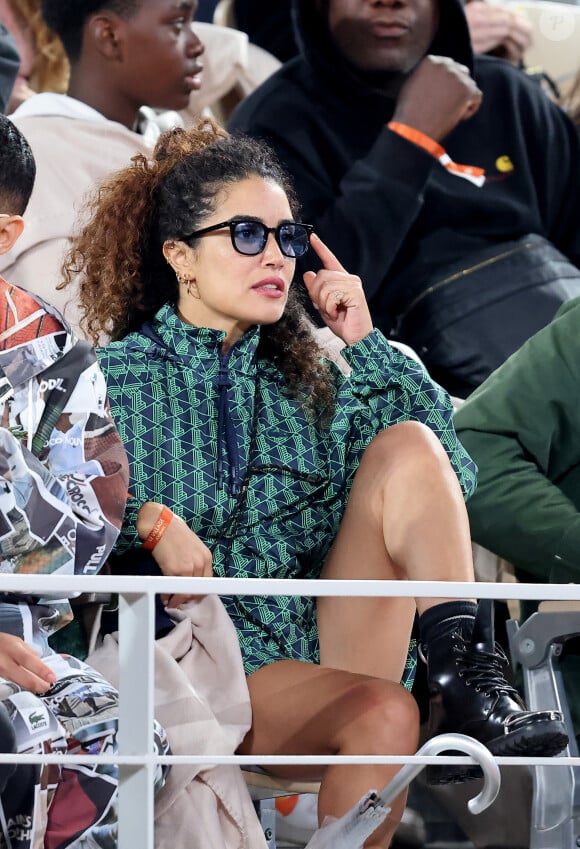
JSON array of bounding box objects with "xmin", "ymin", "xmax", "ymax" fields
[{"xmin": 0, "ymin": 113, "xmax": 167, "ymax": 849}]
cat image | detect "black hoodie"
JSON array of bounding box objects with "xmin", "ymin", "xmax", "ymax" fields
[{"xmin": 229, "ymin": 0, "xmax": 580, "ymax": 361}]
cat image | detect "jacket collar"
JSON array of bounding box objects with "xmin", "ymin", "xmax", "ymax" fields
[
  {"xmin": 138, "ymin": 304, "xmax": 262, "ymax": 372},
  {"xmin": 12, "ymin": 93, "xmax": 182, "ymax": 146},
  {"xmin": 12, "ymin": 92, "xmax": 111, "ymax": 122}
]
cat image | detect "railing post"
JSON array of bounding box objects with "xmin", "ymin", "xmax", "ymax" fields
[{"xmin": 117, "ymin": 590, "xmax": 156, "ymax": 849}]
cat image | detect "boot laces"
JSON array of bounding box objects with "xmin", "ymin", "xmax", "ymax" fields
[{"xmin": 453, "ymin": 632, "xmax": 521, "ymax": 700}]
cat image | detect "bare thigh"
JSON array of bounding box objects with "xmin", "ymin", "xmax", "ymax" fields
[
  {"xmin": 318, "ymin": 432, "xmax": 416, "ymax": 681},
  {"xmin": 238, "ymin": 658, "xmax": 418, "ymax": 779},
  {"xmin": 238, "ymin": 658, "xmax": 419, "ymax": 844}
]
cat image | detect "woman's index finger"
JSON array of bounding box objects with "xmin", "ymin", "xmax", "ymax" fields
[{"xmin": 310, "ymin": 232, "xmax": 347, "ymax": 272}]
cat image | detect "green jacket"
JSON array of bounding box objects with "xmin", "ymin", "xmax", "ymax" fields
[
  {"xmin": 99, "ymin": 305, "xmax": 476, "ymax": 673},
  {"xmin": 454, "ymin": 296, "xmax": 580, "ymax": 584}
]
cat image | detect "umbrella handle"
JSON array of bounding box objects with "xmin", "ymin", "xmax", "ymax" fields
[{"xmin": 378, "ymin": 733, "xmax": 501, "ymax": 814}]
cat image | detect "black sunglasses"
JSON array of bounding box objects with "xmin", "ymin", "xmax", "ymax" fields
[{"xmin": 185, "ymin": 218, "xmax": 313, "ymax": 258}]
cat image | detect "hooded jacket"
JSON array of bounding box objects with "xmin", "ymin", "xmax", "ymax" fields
[
  {"xmin": 229, "ymin": 0, "xmax": 580, "ymax": 341},
  {"xmin": 98, "ymin": 306, "xmax": 477, "ymax": 674},
  {"xmin": 0, "ymin": 277, "xmax": 128, "ymax": 638},
  {"xmin": 453, "ymin": 296, "xmax": 580, "ymax": 738},
  {"xmin": 0, "ymin": 93, "xmax": 172, "ymax": 337}
]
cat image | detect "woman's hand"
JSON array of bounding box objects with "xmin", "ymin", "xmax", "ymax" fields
[
  {"xmin": 137, "ymin": 502, "xmax": 213, "ymax": 609},
  {"xmin": 0, "ymin": 633, "xmax": 56, "ymax": 693},
  {"xmin": 303, "ymin": 234, "xmax": 373, "ymax": 346}
]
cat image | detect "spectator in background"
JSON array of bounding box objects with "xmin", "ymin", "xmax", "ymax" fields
[
  {"xmin": 0, "ymin": 0, "xmax": 69, "ymax": 112},
  {"xmin": 0, "ymin": 21, "xmax": 19, "ymax": 112},
  {"xmin": 464, "ymin": 0, "xmax": 532, "ymax": 66},
  {"xmin": 229, "ymin": 0, "xmax": 580, "ymax": 398},
  {"xmin": 232, "ymin": 0, "xmax": 533, "ymax": 65},
  {"xmin": 0, "ymin": 0, "xmax": 204, "ymax": 336},
  {"xmin": 0, "ymin": 111, "xmax": 171, "ymax": 849},
  {"xmin": 453, "ymin": 294, "xmax": 580, "ymax": 741}
]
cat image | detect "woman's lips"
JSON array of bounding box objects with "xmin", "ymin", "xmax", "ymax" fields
[{"xmin": 252, "ymin": 278, "xmax": 285, "ymax": 297}]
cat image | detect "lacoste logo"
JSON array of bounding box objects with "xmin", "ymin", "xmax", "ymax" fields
[{"xmin": 28, "ymin": 710, "xmax": 48, "ymax": 730}]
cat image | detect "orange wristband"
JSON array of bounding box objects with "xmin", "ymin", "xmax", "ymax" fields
[
  {"xmin": 387, "ymin": 121, "xmax": 486, "ymax": 187},
  {"xmin": 142, "ymin": 505, "xmax": 173, "ymax": 551},
  {"xmin": 388, "ymin": 121, "xmax": 444, "ymax": 158}
]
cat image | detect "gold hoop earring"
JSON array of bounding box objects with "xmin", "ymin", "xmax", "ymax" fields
[{"xmin": 178, "ymin": 275, "xmax": 199, "ymax": 299}]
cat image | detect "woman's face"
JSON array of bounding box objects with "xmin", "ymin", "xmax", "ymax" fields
[{"xmin": 169, "ymin": 176, "xmax": 297, "ymax": 347}]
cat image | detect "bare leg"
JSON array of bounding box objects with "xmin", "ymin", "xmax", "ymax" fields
[
  {"xmin": 318, "ymin": 420, "xmax": 569, "ymax": 769},
  {"xmin": 239, "ymin": 659, "xmax": 420, "ymax": 848},
  {"xmin": 319, "ymin": 420, "xmax": 475, "ymax": 678}
]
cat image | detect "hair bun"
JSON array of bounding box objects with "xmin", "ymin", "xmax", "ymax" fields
[{"xmin": 153, "ymin": 119, "xmax": 228, "ymax": 166}]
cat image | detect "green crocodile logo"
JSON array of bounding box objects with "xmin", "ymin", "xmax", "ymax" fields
[{"xmin": 28, "ymin": 711, "xmax": 47, "ymax": 730}]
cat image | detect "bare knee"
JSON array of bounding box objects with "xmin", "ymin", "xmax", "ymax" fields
[
  {"xmin": 335, "ymin": 678, "xmax": 419, "ymax": 756},
  {"xmin": 354, "ymin": 423, "xmax": 460, "ymax": 513},
  {"xmin": 366, "ymin": 422, "xmax": 448, "ymax": 472}
]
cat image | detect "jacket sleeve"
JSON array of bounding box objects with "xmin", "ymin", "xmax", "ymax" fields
[
  {"xmin": 229, "ymin": 95, "xmax": 438, "ymax": 302},
  {"xmin": 453, "ymin": 298, "xmax": 580, "ymax": 582},
  {"xmin": 0, "ymin": 342, "xmax": 129, "ymax": 577},
  {"xmin": 336, "ymin": 329, "xmax": 477, "ymax": 498}
]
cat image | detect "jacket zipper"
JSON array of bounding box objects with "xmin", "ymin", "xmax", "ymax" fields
[
  {"xmin": 218, "ymin": 377, "xmax": 316, "ymax": 659},
  {"xmin": 393, "ymin": 240, "xmax": 533, "ymax": 333},
  {"xmin": 217, "ymin": 349, "xmax": 242, "ymax": 495}
]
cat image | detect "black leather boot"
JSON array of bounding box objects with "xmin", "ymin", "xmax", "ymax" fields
[{"xmin": 422, "ymin": 599, "xmax": 568, "ymax": 783}]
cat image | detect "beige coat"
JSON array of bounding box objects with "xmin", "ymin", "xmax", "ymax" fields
[
  {"xmin": 88, "ymin": 595, "xmax": 267, "ymax": 849},
  {"xmin": 0, "ymin": 95, "xmax": 153, "ymax": 337},
  {"xmin": 183, "ymin": 22, "xmax": 281, "ymax": 126}
]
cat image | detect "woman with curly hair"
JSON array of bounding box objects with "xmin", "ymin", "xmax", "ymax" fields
[{"xmin": 64, "ymin": 119, "xmax": 568, "ymax": 848}]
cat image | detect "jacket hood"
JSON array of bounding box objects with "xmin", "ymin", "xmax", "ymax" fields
[{"xmin": 292, "ymin": 0, "xmax": 473, "ymax": 99}]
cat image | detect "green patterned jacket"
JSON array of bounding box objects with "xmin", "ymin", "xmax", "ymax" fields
[{"xmin": 98, "ymin": 305, "xmax": 477, "ymax": 674}]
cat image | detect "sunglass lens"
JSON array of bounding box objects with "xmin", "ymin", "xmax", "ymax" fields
[
  {"xmin": 233, "ymin": 221, "xmax": 266, "ymax": 255},
  {"xmin": 279, "ymin": 224, "xmax": 309, "ymax": 258}
]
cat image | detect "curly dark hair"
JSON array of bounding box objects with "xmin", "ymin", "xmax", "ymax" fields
[
  {"xmin": 62, "ymin": 118, "xmax": 336, "ymax": 416},
  {"xmin": 0, "ymin": 115, "xmax": 36, "ymax": 215},
  {"xmin": 41, "ymin": 0, "xmax": 139, "ymax": 61}
]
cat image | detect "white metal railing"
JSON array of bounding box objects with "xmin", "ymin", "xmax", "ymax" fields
[{"xmin": 1, "ymin": 574, "xmax": 580, "ymax": 849}]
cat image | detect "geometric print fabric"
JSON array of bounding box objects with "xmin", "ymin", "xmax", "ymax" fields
[{"xmin": 99, "ymin": 306, "xmax": 477, "ymax": 681}]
